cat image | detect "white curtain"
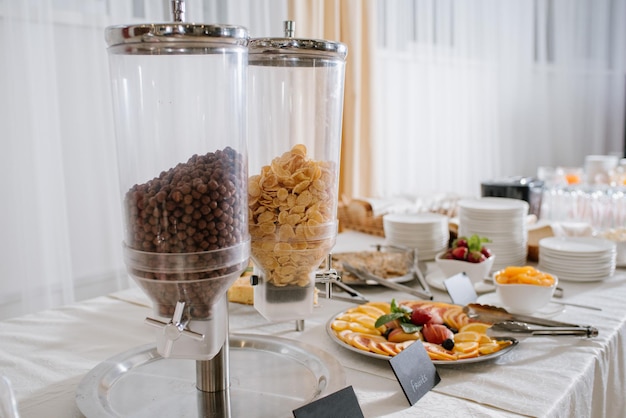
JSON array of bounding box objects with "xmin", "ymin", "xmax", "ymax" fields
[
  {"xmin": 372, "ymin": 0, "xmax": 626, "ymax": 200},
  {"xmin": 0, "ymin": 0, "xmax": 286, "ymax": 319}
]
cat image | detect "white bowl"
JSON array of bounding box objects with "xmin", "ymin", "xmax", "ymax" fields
[
  {"xmin": 434, "ymin": 251, "xmax": 495, "ymax": 285},
  {"xmin": 493, "ymin": 270, "xmax": 558, "ymax": 314}
]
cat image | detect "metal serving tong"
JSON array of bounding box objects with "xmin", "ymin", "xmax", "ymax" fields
[
  {"xmin": 372, "ymin": 244, "xmax": 433, "ymax": 299},
  {"xmin": 487, "ymin": 321, "xmax": 599, "ymax": 338},
  {"xmin": 342, "ymin": 262, "xmax": 433, "ymax": 300},
  {"xmin": 315, "ymin": 256, "xmax": 369, "ymax": 304},
  {"xmin": 465, "ymin": 303, "xmax": 599, "ymax": 338}
]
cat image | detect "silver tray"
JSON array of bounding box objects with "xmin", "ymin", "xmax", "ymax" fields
[
  {"xmin": 76, "ymin": 333, "xmax": 345, "ymax": 418},
  {"xmin": 326, "ymin": 311, "xmax": 518, "ymax": 365}
]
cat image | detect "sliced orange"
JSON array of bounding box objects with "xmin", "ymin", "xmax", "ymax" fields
[
  {"xmin": 379, "ymin": 341, "xmax": 402, "ymax": 356},
  {"xmin": 351, "ymin": 314, "xmax": 378, "ymax": 330},
  {"xmin": 364, "ymin": 301, "xmax": 392, "ymax": 314},
  {"xmin": 336, "ymin": 312, "xmax": 366, "ymax": 322},
  {"xmin": 349, "ymin": 333, "xmax": 386, "ymax": 351},
  {"xmin": 454, "ymin": 331, "xmax": 481, "ymax": 343},
  {"xmin": 348, "ymin": 322, "xmax": 381, "ymax": 335},
  {"xmin": 369, "ymin": 340, "xmax": 392, "ymax": 356},
  {"xmin": 337, "ymin": 330, "xmax": 354, "ymax": 344},
  {"xmin": 394, "ymin": 340, "xmax": 416, "ymax": 353},
  {"xmin": 331, "ymin": 320, "xmax": 351, "ymax": 332},
  {"xmin": 459, "ymin": 322, "xmax": 491, "ymax": 334},
  {"xmin": 453, "ymin": 341, "xmax": 480, "ymax": 354},
  {"xmin": 356, "ymin": 304, "xmax": 388, "ymax": 318},
  {"xmin": 478, "ymin": 342, "xmax": 501, "ymax": 355},
  {"xmin": 423, "ymin": 343, "xmax": 457, "ymax": 361},
  {"xmin": 456, "ymin": 349, "xmax": 480, "ymax": 359}
]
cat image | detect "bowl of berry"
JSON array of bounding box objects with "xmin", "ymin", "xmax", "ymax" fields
[{"xmin": 435, "ymin": 235, "xmax": 495, "ymax": 285}]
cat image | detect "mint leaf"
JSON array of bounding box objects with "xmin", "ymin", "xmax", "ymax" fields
[
  {"xmin": 468, "ymin": 234, "xmax": 491, "ymax": 252},
  {"xmin": 374, "ymin": 312, "xmax": 406, "ymax": 328},
  {"xmin": 400, "ymin": 322, "xmax": 421, "ymax": 334}
]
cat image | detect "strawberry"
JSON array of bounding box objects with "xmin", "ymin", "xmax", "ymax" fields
[
  {"xmin": 448, "ymin": 235, "xmax": 492, "ymax": 263},
  {"xmin": 422, "ymin": 323, "xmax": 454, "ymax": 345},
  {"xmin": 442, "ymin": 250, "xmax": 455, "ymax": 259},
  {"xmin": 409, "ymin": 308, "xmax": 432, "ymax": 326},
  {"xmin": 453, "ymin": 238, "xmax": 468, "ymax": 248},
  {"xmin": 467, "ymin": 250, "xmax": 486, "ymax": 263},
  {"xmin": 451, "ymin": 246, "xmax": 468, "ymax": 260}
]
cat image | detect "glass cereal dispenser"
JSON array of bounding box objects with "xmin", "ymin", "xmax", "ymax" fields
[
  {"xmin": 248, "ymin": 22, "xmax": 348, "ymax": 322},
  {"xmin": 105, "ymin": 17, "xmax": 249, "ymax": 368},
  {"xmin": 80, "ymin": 9, "xmax": 346, "ymax": 418}
]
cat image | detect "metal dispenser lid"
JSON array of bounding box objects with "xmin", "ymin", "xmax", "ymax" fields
[
  {"xmin": 106, "ymin": 0, "xmax": 248, "ymax": 54},
  {"xmin": 249, "ymin": 20, "xmax": 347, "ymax": 65},
  {"xmin": 105, "ymin": 24, "xmax": 249, "ymax": 54}
]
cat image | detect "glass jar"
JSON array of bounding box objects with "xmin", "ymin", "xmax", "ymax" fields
[
  {"xmin": 105, "ymin": 23, "xmax": 250, "ymax": 358},
  {"xmin": 248, "ymin": 30, "xmax": 347, "ymax": 321}
]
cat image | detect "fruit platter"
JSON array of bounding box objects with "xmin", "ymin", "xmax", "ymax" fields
[{"xmin": 327, "ymin": 300, "xmax": 517, "ymax": 364}]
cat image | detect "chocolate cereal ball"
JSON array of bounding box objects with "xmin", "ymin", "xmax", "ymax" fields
[{"xmin": 123, "ymin": 147, "xmax": 249, "ymax": 318}]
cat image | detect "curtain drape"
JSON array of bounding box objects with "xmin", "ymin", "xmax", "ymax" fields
[
  {"xmin": 0, "ymin": 0, "xmax": 286, "ymax": 320},
  {"xmin": 288, "ymin": 0, "xmax": 377, "ymax": 200},
  {"xmin": 372, "ymin": 0, "xmax": 626, "ymax": 200}
]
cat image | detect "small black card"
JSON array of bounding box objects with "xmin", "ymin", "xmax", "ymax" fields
[
  {"xmin": 444, "ymin": 272, "xmax": 478, "ymax": 306},
  {"xmin": 292, "ymin": 385, "xmax": 364, "ymax": 418},
  {"xmin": 388, "ymin": 339, "xmax": 441, "ymax": 405}
]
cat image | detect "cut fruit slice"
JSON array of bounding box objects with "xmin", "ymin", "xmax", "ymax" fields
[
  {"xmin": 379, "ymin": 341, "xmax": 402, "ymax": 355},
  {"xmin": 453, "ymin": 341, "xmax": 480, "ymax": 353},
  {"xmin": 459, "ymin": 322, "xmax": 491, "ymax": 334},
  {"xmin": 423, "ymin": 342, "xmax": 457, "ymax": 361},
  {"xmin": 478, "ymin": 342, "xmax": 501, "ymax": 355},
  {"xmin": 369, "ymin": 340, "xmax": 392, "ymax": 356},
  {"xmin": 454, "ymin": 331, "xmax": 481, "ymax": 343},
  {"xmin": 456, "ymin": 349, "xmax": 480, "ymax": 359},
  {"xmin": 348, "ymin": 322, "xmax": 381, "ymax": 335},
  {"xmin": 348, "ymin": 333, "xmax": 387, "ymax": 351},
  {"xmin": 365, "ymin": 301, "xmax": 392, "ymax": 314},
  {"xmin": 355, "ymin": 304, "xmax": 388, "ymax": 318},
  {"xmin": 331, "ymin": 320, "xmax": 351, "ymax": 332}
]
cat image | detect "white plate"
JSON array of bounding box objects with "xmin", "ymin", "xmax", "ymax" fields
[
  {"xmin": 539, "ymin": 237, "xmax": 616, "ymax": 255},
  {"xmin": 325, "ymin": 310, "xmax": 518, "ymax": 365},
  {"xmin": 475, "ymin": 292, "xmax": 565, "ymax": 318},
  {"xmin": 536, "ymin": 264, "xmax": 614, "ymax": 282},
  {"xmin": 383, "ymin": 212, "xmax": 449, "ymax": 226},
  {"xmin": 458, "ymin": 197, "xmax": 529, "ymax": 213},
  {"xmin": 425, "ymin": 269, "xmax": 495, "ymax": 294}
]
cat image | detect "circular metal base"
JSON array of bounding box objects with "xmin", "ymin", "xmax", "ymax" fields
[{"xmin": 76, "ymin": 334, "xmax": 345, "ymax": 418}]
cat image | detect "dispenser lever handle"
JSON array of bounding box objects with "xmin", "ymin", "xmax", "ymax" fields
[{"xmin": 144, "ymin": 301, "xmax": 205, "ymax": 357}]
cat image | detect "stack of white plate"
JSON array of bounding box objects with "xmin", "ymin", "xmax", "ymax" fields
[
  {"xmin": 458, "ymin": 197, "xmax": 529, "ymax": 271},
  {"xmin": 382, "ymin": 212, "xmax": 449, "ymax": 260},
  {"xmin": 538, "ymin": 237, "xmax": 616, "ymax": 281}
]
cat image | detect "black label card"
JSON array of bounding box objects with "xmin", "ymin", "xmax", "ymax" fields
[
  {"xmin": 293, "ymin": 385, "xmax": 364, "ymax": 418},
  {"xmin": 388, "ymin": 340, "xmax": 441, "ymax": 405},
  {"xmin": 444, "ymin": 272, "xmax": 478, "ymax": 306}
]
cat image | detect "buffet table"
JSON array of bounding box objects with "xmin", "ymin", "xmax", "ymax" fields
[{"xmin": 2, "ymin": 231, "xmax": 626, "ymax": 418}]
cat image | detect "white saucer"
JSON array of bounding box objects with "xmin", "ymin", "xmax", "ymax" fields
[
  {"xmin": 475, "ymin": 292, "xmax": 565, "ymax": 318},
  {"xmin": 425, "ymin": 269, "xmax": 495, "ymax": 294}
]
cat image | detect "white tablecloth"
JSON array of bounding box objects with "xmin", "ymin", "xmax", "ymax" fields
[{"xmin": 1, "ymin": 231, "xmax": 625, "ymax": 418}]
